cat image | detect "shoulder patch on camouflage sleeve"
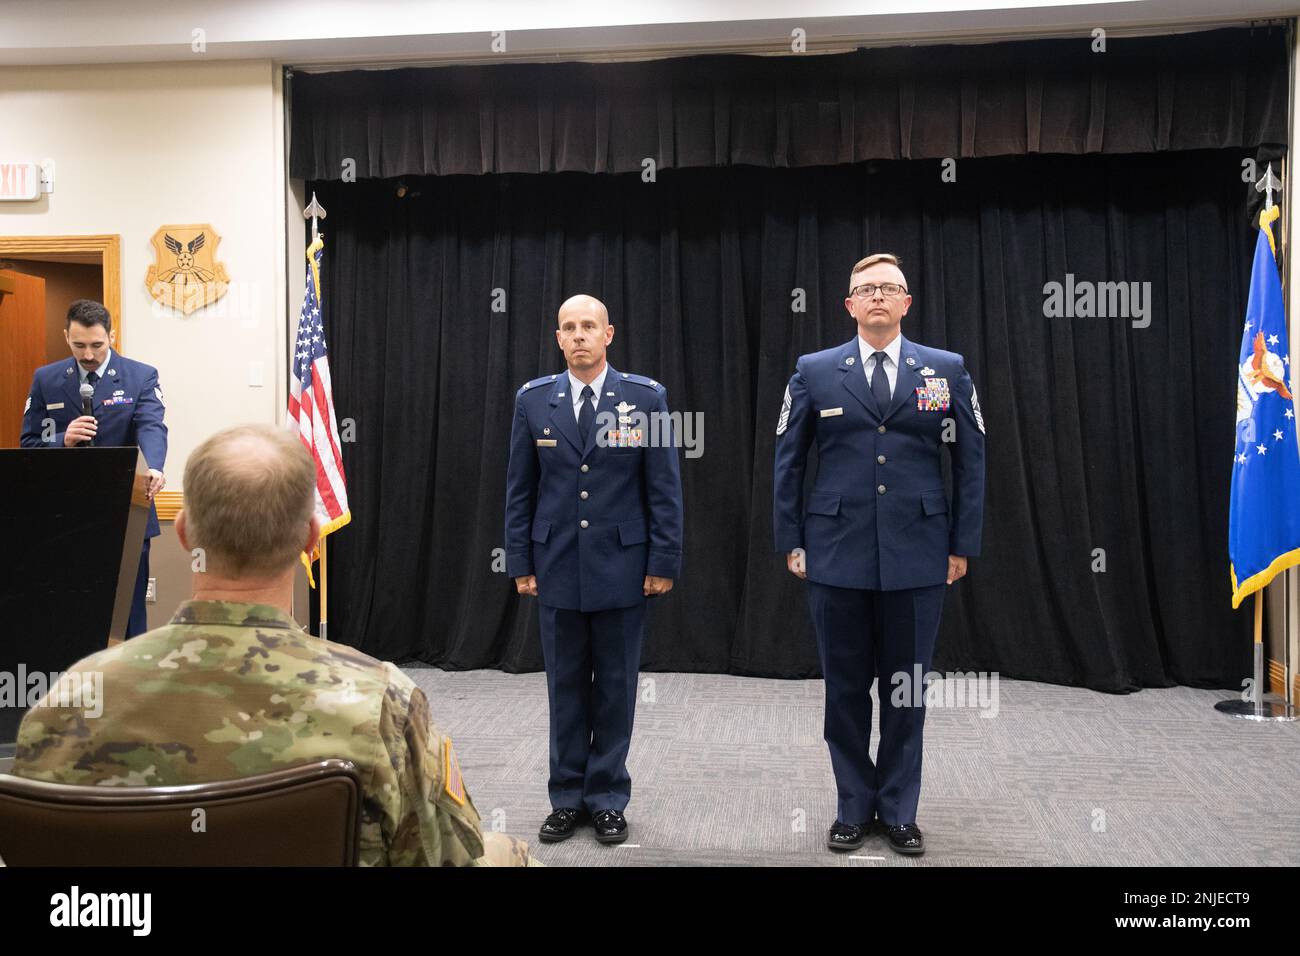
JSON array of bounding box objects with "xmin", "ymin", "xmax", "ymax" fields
[
  {"xmin": 776, "ymin": 384, "xmax": 791, "ymax": 435},
  {"xmin": 443, "ymin": 736, "xmax": 466, "ymax": 806}
]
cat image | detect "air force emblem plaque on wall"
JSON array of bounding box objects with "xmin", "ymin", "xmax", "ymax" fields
[{"xmin": 145, "ymin": 223, "xmax": 231, "ymax": 314}]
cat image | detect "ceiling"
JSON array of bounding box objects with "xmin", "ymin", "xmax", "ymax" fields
[{"xmin": 0, "ymin": 0, "xmax": 1293, "ymax": 67}]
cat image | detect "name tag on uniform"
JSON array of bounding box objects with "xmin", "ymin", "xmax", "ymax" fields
[
  {"xmin": 536, "ymin": 439, "xmax": 557, "ymax": 447},
  {"xmin": 47, "ymin": 402, "xmax": 65, "ymax": 410},
  {"xmin": 819, "ymin": 407, "xmax": 844, "ymax": 418}
]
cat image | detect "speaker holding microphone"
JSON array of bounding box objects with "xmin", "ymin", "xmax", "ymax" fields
[{"xmin": 79, "ymin": 382, "xmax": 95, "ymax": 447}]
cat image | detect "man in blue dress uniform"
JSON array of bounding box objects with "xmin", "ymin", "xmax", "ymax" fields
[
  {"xmin": 773, "ymin": 254, "xmax": 985, "ymax": 856},
  {"xmin": 20, "ymin": 299, "xmax": 168, "ymax": 637},
  {"xmin": 505, "ymin": 294, "xmax": 683, "ymax": 845}
]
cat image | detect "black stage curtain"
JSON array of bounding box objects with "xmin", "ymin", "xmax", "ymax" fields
[
  {"xmin": 290, "ymin": 27, "xmax": 1287, "ymax": 180},
  {"xmin": 310, "ymin": 148, "xmax": 1255, "ymax": 692}
]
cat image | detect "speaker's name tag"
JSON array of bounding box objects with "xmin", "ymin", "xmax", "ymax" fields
[
  {"xmin": 536, "ymin": 438, "xmax": 557, "ymax": 447},
  {"xmin": 47, "ymin": 402, "xmax": 65, "ymax": 410},
  {"xmin": 819, "ymin": 407, "xmax": 844, "ymax": 418}
]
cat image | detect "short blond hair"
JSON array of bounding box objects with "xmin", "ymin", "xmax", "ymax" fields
[
  {"xmin": 182, "ymin": 424, "xmax": 316, "ymax": 577},
  {"xmin": 849, "ymin": 253, "xmax": 905, "ymax": 290}
]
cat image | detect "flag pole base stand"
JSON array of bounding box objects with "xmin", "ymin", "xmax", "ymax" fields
[{"xmin": 1213, "ymin": 697, "xmax": 1298, "ymax": 721}]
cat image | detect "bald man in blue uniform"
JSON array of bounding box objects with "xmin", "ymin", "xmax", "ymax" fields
[
  {"xmin": 20, "ymin": 300, "xmax": 168, "ymax": 638},
  {"xmin": 774, "ymin": 254, "xmax": 985, "ymax": 856},
  {"xmin": 505, "ymin": 294, "xmax": 683, "ymax": 846}
]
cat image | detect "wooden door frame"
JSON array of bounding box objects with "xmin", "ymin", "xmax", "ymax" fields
[{"xmin": 0, "ymin": 235, "xmax": 122, "ymax": 351}]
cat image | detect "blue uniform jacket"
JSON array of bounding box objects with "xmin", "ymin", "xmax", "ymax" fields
[
  {"xmin": 20, "ymin": 352, "xmax": 168, "ymax": 538},
  {"xmin": 773, "ymin": 335, "xmax": 985, "ymax": 591},
  {"xmin": 505, "ymin": 366, "xmax": 684, "ymax": 612}
]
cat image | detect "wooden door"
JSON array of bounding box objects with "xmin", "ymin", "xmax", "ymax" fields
[{"xmin": 0, "ymin": 270, "xmax": 46, "ymax": 447}]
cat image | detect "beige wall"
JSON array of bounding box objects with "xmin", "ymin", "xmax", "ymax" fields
[{"xmin": 0, "ymin": 59, "xmax": 289, "ymax": 487}]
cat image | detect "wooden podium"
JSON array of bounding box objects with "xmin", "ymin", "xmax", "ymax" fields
[{"xmin": 0, "ymin": 446, "xmax": 151, "ymax": 745}]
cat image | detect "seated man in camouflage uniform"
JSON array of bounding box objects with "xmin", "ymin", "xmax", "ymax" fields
[{"xmin": 13, "ymin": 423, "xmax": 536, "ymax": 867}]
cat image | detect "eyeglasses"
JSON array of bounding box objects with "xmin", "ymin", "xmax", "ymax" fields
[{"xmin": 850, "ymin": 283, "xmax": 908, "ymax": 299}]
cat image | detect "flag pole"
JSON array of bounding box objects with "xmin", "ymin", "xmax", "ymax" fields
[
  {"xmin": 1254, "ymin": 591, "xmax": 1264, "ymax": 717},
  {"xmin": 1216, "ymin": 585, "xmax": 1296, "ymax": 719},
  {"xmin": 1285, "ymin": 148, "xmax": 1296, "ymax": 712},
  {"xmin": 1277, "ymin": 150, "xmax": 1299, "ymax": 715},
  {"xmin": 1283, "ymin": 149, "xmax": 1297, "ymax": 712},
  {"xmin": 1217, "ymin": 165, "xmax": 1296, "ymax": 720},
  {"xmin": 321, "ymin": 538, "xmax": 330, "ymax": 642},
  {"xmin": 295, "ymin": 196, "xmax": 348, "ymax": 642},
  {"xmin": 305, "ymin": 192, "xmax": 325, "ymax": 243},
  {"xmin": 1278, "ymin": 549, "xmax": 1296, "ymax": 711}
]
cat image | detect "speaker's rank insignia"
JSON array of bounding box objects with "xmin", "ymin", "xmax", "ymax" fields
[{"xmin": 776, "ymin": 384, "xmax": 792, "ymax": 435}]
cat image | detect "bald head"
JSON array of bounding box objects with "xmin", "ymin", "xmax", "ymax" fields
[
  {"xmin": 558, "ymin": 294, "xmax": 609, "ymax": 327},
  {"xmin": 556, "ymin": 293, "xmax": 614, "ymax": 376},
  {"xmin": 179, "ymin": 424, "xmax": 318, "ymax": 578}
]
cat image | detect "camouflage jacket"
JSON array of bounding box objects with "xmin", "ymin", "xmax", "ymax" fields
[{"xmin": 12, "ymin": 600, "xmax": 534, "ymax": 867}]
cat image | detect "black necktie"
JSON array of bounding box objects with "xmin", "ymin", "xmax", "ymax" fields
[
  {"xmin": 578, "ymin": 385, "xmax": 595, "ymax": 443},
  {"xmin": 870, "ymin": 352, "xmax": 891, "ymax": 410},
  {"xmin": 86, "ymin": 371, "xmax": 100, "ymax": 386}
]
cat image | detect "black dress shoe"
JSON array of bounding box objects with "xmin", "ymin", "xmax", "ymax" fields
[
  {"xmin": 826, "ymin": 820, "xmax": 870, "ymax": 851},
  {"xmin": 592, "ymin": 809, "xmax": 628, "ymax": 844},
  {"xmin": 884, "ymin": 823, "xmax": 925, "ymax": 856},
  {"xmin": 538, "ymin": 807, "xmax": 590, "ymax": 843}
]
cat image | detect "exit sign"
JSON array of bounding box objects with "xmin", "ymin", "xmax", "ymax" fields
[{"xmin": 0, "ymin": 163, "xmax": 42, "ymax": 201}]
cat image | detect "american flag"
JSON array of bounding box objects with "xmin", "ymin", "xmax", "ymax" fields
[{"xmin": 288, "ymin": 235, "xmax": 350, "ymax": 577}]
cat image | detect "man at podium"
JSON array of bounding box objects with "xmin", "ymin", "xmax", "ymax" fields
[{"xmin": 18, "ymin": 299, "xmax": 167, "ymax": 636}]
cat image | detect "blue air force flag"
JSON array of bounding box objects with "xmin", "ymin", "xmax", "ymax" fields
[{"xmin": 1229, "ymin": 205, "xmax": 1300, "ymax": 608}]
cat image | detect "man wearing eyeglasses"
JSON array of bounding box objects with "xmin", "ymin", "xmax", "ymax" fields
[{"xmin": 773, "ymin": 253, "xmax": 985, "ymax": 856}]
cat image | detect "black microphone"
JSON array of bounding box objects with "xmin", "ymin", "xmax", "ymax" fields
[{"xmin": 79, "ymin": 382, "xmax": 95, "ymax": 446}]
